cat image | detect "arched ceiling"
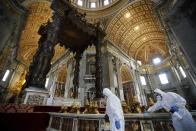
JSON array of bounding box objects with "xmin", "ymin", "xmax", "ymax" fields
[
  {"xmin": 18, "ymin": 1, "xmax": 66, "ymax": 65},
  {"xmin": 106, "ymin": 0, "xmax": 169, "ymax": 64}
]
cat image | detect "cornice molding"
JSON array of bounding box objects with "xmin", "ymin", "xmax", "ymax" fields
[{"xmin": 22, "ymin": 0, "xmax": 51, "ymax": 7}]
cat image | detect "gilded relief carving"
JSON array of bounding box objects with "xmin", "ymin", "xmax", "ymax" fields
[{"xmin": 10, "ymin": 71, "xmax": 26, "ymax": 95}]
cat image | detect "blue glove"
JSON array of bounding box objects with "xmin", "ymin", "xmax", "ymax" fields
[
  {"xmin": 144, "ymin": 112, "xmax": 150, "ymax": 117},
  {"xmin": 115, "ymin": 121, "xmax": 121, "ymax": 129},
  {"xmin": 170, "ymin": 106, "xmax": 179, "ymax": 113}
]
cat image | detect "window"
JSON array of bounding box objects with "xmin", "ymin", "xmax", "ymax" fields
[
  {"xmin": 179, "ymin": 66, "xmax": 187, "ymax": 78},
  {"xmin": 159, "ymin": 73, "xmax": 169, "ymax": 84},
  {"xmin": 45, "ymin": 77, "xmax": 49, "ymax": 87},
  {"xmin": 77, "ymin": 0, "xmax": 83, "ymax": 6},
  {"xmin": 114, "ymin": 73, "xmax": 118, "ymax": 87},
  {"xmin": 104, "ymin": 0, "xmax": 109, "ymax": 5},
  {"xmin": 137, "ymin": 60, "xmax": 142, "ymax": 66},
  {"xmin": 153, "ymin": 57, "xmax": 161, "ymax": 65},
  {"xmin": 140, "ymin": 76, "xmax": 146, "ymax": 85},
  {"xmin": 91, "ymin": 2, "xmax": 96, "ymax": 8},
  {"xmin": 2, "ymin": 70, "xmax": 10, "ymax": 82}
]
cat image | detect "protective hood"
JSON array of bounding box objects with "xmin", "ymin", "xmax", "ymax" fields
[
  {"xmin": 103, "ymin": 88, "xmax": 122, "ymax": 112},
  {"xmin": 103, "ymin": 88, "xmax": 120, "ymax": 101},
  {"xmin": 154, "ymin": 88, "xmax": 165, "ymax": 96},
  {"xmin": 103, "ymin": 88, "xmax": 112, "ymax": 98}
]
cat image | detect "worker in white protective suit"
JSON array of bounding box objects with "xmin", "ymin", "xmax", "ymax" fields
[
  {"xmin": 147, "ymin": 88, "xmax": 196, "ymax": 131},
  {"xmin": 103, "ymin": 88, "xmax": 124, "ymax": 131}
]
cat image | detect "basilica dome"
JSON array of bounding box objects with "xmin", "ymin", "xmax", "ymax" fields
[{"xmin": 70, "ymin": 0, "xmax": 120, "ymax": 10}]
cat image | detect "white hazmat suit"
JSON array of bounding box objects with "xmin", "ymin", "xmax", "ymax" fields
[
  {"xmin": 147, "ymin": 89, "xmax": 196, "ymax": 131},
  {"xmin": 103, "ymin": 88, "xmax": 124, "ymax": 131}
]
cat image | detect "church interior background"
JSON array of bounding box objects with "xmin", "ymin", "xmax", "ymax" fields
[{"xmin": 0, "ymin": 0, "xmax": 196, "ymax": 130}]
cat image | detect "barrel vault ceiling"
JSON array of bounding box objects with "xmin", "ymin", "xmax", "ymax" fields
[{"xmin": 106, "ymin": 0, "xmax": 169, "ymax": 64}]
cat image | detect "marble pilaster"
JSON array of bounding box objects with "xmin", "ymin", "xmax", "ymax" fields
[
  {"xmin": 64, "ymin": 58, "xmax": 74, "ymax": 98},
  {"xmin": 116, "ymin": 58, "xmax": 124, "ymax": 101}
]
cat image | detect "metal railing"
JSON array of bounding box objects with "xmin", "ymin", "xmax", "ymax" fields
[{"xmin": 47, "ymin": 112, "xmax": 196, "ymax": 131}]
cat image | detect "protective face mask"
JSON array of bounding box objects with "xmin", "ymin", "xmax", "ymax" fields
[
  {"xmin": 104, "ymin": 95, "xmax": 106, "ymax": 99},
  {"xmin": 156, "ymin": 95, "xmax": 162, "ymax": 101},
  {"xmin": 104, "ymin": 96, "xmax": 107, "ymax": 101}
]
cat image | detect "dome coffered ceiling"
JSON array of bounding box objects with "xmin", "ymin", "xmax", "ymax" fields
[
  {"xmin": 106, "ymin": 0, "xmax": 169, "ymax": 64},
  {"xmin": 70, "ymin": 0, "xmax": 121, "ymax": 10}
]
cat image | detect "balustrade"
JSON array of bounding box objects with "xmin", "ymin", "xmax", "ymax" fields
[{"xmin": 48, "ymin": 112, "xmax": 196, "ymax": 131}]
